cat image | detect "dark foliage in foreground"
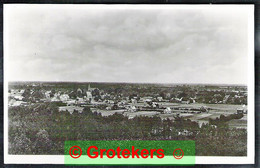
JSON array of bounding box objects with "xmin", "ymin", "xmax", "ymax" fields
[{"xmin": 8, "ymin": 103, "xmax": 246, "ymax": 156}]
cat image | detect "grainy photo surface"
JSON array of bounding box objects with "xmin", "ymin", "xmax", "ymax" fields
[{"xmin": 4, "ymin": 4, "xmax": 254, "ymax": 164}]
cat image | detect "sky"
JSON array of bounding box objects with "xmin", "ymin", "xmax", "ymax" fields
[{"xmin": 5, "ymin": 5, "xmax": 252, "ymax": 84}]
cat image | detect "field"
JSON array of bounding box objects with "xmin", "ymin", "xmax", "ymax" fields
[
  {"xmin": 95, "ymin": 102, "xmax": 247, "ymax": 128},
  {"xmin": 228, "ymin": 115, "xmax": 247, "ymax": 129}
]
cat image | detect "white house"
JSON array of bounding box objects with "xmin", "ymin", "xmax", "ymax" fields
[
  {"xmin": 164, "ymin": 107, "xmax": 172, "ymax": 114},
  {"xmin": 60, "ymin": 94, "xmax": 70, "ymax": 101},
  {"xmin": 157, "ymin": 97, "xmax": 163, "ymax": 102}
]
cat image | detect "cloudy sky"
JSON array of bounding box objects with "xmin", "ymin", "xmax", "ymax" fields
[{"xmin": 5, "ymin": 5, "xmax": 252, "ymax": 84}]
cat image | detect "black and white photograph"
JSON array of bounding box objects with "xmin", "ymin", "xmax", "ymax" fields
[{"xmin": 4, "ymin": 4, "xmax": 254, "ymax": 164}]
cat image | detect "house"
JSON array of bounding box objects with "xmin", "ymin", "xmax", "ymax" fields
[
  {"xmin": 131, "ymin": 98, "xmax": 137, "ymax": 104},
  {"xmin": 237, "ymin": 109, "xmax": 247, "ymax": 114},
  {"xmin": 60, "ymin": 94, "xmax": 70, "ymax": 102},
  {"xmin": 152, "ymin": 102, "xmax": 159, "ymax": 108},
  {"xmin": 157, "ymin": 97, "xmax": 163, "ymax": 102},
  {"xmin": 140, "ymin": 97, "xmax": 153, "ymax": 102},
  {"xmin": 237, "ymin": 105, "xmax": 247, "ymax": 114},
  {"xmin": 51, "ymin": 96, "xmax": 60, "ymax": 102},
  {"xmin": 178, "ymin": 129, "xmax": 193, "ymax": 136},
  {"xmin": 14, "ymin": 95, "xmax": 24, "ymax": 101},
  {"xmin": 163, "ymin": 107, "xmax": 172, "ymax": 114},
  {"xmin": 45, "ymin": 91, "xmax": 51, "ymax": 99},
  {"xmin": 106, "ymin": 100, "xmax": 114, "ymax": 104},
  {"xmin": 86, "ymin": 91, "xmax": 92, "ymax": 100},
  {"xmin": 76, "ymin": 97, "xmax": 86, "ymax": 105},
  {"xmin": 145, "ymin": 98, "xmax": 152, "ymax": 102}
]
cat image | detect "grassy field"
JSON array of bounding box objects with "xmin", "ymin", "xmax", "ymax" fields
[
  {"xmin": 95, "ymin": 109, "xmax": 125, "ymax": 116},
  {"xmin": 94, "ymin": 103, "xmax": 247, "ymax": 128},
  {"xmin": 160, "ymin": 102, "xmax": 246, "ymax": 113},
  {"xmin": 125, "ymin": 111, "xmax": 160, "ymax": 119}
]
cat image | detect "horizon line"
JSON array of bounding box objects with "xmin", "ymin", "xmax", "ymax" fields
[{"xmin": 8, "ymin": 80, "xmax": 247, "ymax": 86}]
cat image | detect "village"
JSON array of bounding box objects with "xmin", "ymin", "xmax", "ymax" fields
[{"xmin": 8, "ymin": 82, "xmax": 248, "ymax": 129}]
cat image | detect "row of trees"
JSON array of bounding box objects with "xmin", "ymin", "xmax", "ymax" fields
[{"xmin": 9, "ymin": 103, "xmax": 247, "ymax": 156}]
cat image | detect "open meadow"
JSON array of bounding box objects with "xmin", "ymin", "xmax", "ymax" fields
[{"xmin": 94, "ymin": 102, "xmax": 247, "ymax": 129}]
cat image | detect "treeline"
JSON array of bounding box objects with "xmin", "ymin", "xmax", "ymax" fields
[
  {"xmin": 9, "ymin": 103, "xmax": 246, "ymax": 156},
  {"xmin": 209, "ymin": 113, "xmax": 244, "ymax": 126}
]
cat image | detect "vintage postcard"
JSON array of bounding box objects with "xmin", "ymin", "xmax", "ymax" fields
[{"xmin": 4, "ymin": 4, "xmax": 254, "ymax": 164}]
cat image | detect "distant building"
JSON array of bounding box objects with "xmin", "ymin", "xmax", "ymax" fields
[
  {"xmin": 106, "ymin": 100, "xmax": 114, "ymax": 104},
  {"xmin": 8, "ymin": 99, "xmax": 27, "ymax": 107},
  {"xmin": 163, "ymin": 107, "xmax": 172, "ymax": 114},
  {"xmin": 157, "ymin": 97, "xmax": 163, "ymax": 102},
  {"xmin": 152, "ymin": 102, "xmax": 159, "ymax": 108},
  {"xmin": 14, "ymin": 95, "xmax": 23, "ymax": 101},
  {"xmin": 178, "ymin": 129, "xmax": 193, "ymax": 136},
  {"xmin": 131, "ymin": 98, "xmax": 137, "ymax": 104},
  {"xmin": 237, "ymin": 105, "xmax": 247, "ymax": 114},
  {"xmin": 76, "ymin": 97, "xmax": 86, "ymax": 105},
  {"xmin": 127, "ymin": 105, "xmax": 136, "ymax": 112},
  {"xmin": 51, "ymin": 96, "xmax": 60, "ymax": 102},
  {"xmin": 86, "ymin": 91, "xmax": 92, "ymax": 101},
  {"xmin": 60, "ymin": 94, "xmax": 70, "ymax": 102},
  {"xmin": 45, "ymin": 91, "xmax": 51, "ymax": 99}
]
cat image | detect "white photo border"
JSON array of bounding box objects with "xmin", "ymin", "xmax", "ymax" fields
[{"xmin": 3, "ymin": 4, "xmax": 255, "ymax": 164}]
